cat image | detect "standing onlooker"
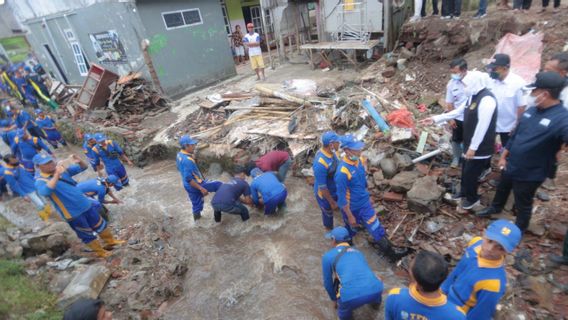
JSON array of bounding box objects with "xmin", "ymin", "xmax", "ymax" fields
[
  {"xmin": 539, "ymin": 0, "xmax": 561, "ymax": 12},
  {"xmin": 421, "ymin": 0, "xmax": 440, "ymax": 16},
  {"xmin": 231, "ymin": 25, "xmax": 245, "ymax": 65},
  {"xmin": 441, "ymin": 0, "xmax": 463, "ymax": 18},
  {"xmin": 477, "ymin": 72, "xmax": 568, "ymax": 232},
  {"xmin": 410, "ymin": 0, "xmax": 424, "ymax": 22},
  {"xmin": 473, "ymin": 0, "xmax": 488, "ymax": 18},
  {"xmin": 513, "ymin": 0, "xmax": 532, "ymax": 10},
  {"xmin": 543, "ymin": 52, "xmax": 568, "ymax": 109},
  {"xmin": 445, "ymin": 58, "xmax": 469, "ymax": 168},
  {"xmin": 243, "ymin": 23, "xmax": 266, "ymax": 81}
]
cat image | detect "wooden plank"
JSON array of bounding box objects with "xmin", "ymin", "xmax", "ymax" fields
[{"xmin": 416, "ymin": 131, "xmax": 429, "ymax": 154}]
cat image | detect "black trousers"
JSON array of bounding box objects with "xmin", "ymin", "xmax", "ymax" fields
[
  {"xmin": 542, "ymin": 0, "xmax": 560, "ymax": 7},
  {"xmin": 513, "ymin": 0, "xmax": 532, "ymax": 8},
  {"xmin": 490, "ymin": 172, "xmax": 542, "ymax": 231},
  {"xmin": 499, "ymin": 132, "xmax": 511, "ymax": 149},
  {"xmin": 421, "ymin": 0, "xmax": 440, "ymax": 16},
  {"xmin": 442, "ymin": 0, "xmax": 463, "ymax": 16},
  {"xmin": 461, "ymin": 158, "xmax": 491, "ymax": 203}
]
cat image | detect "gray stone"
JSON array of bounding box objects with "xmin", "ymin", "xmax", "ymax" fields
[
  {"xmin": 389, "ymin": 171, "xmax": 420, "ymax": 193},
  {"xmin": 207, "ymin": 162, "xmax": 224, "ymax": 177},
  {"xmin": 366, "ymin": 149, "xmax": 386, "ymax": 167},
  {"xmin": 23, "ymin": 223, "xmax": 71, "ymax": 256},
  {"xmin": 6, "ymin": 227, "xmax": 21, "ymax": 241},
  {"xmin": 58, "ymin": 265, "xmax": 111, "ymax": 308},
  {"xmin": 0, "ymin": 232, "xmax": 8, "ymax": 245},
  {"xmin": 49, "ymin": 271, "xmax": 77, "ymax": 294},
  {"xmin": 5, "ymin": 243, "xmax": 23, "ymax": 258},
  {"xmin": 407, "ymin": 176, "xmax": 444, "ymax": 214},
  {"xmin": 379, "ymin": 158, "xmax": 397, "ymax": 179},
  {"xmin": 394, "ymin": 153, "xmax": 414, "ymax": 171}
]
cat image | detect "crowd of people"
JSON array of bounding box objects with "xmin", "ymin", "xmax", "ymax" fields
[{"xmin": 1, "ymin": 61, "xmax": 50, "ymax": 109}]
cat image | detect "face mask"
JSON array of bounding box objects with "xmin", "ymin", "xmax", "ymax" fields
[
  {"xmin": 489, "ymin": 71, "xmax": 500, "ymax": 80},
  {"xmin": 348, "ymin": 155, "xmax": 359, "ymax": 161},
  {"xmin": 451, "ymin": 73, "xmax": 462, "ymax": 80},
  {"xmin": 528, "ymin": 93, "xmax": 545, "ymax": 108}
]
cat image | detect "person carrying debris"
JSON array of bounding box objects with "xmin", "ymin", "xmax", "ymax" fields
[
  {"xmin": 250, "ymin": 167, "xmax": 287, "ymax": 215},
  {"xmin": 385, "ymin": 250, "xmax": 466, "ymax": 320},
  {"xmin": 210, "ymin": 165, "xmax": 253, "ymax": 223},
  {"xmin": 243, "ymin": 22, "xmax": 266, "ymax": 81},
  {"xmin": 322, "ymin": 226, "xmax": 383, "ymax": 320},
  {"xmin": 421, "ymin": 71, "xmax": 497, "ymax": 210},
  {"xmin": 35, "ymin": 109, "xmax": 67, "ymax": 148},
  {"xmin": 11, "ymin": 128, "xmax": 53, "ymax": 174},
  {"xmin": 445, "ymin": 58, "xmax": 469, "ymax": 168},
  {"xmin": 253, "ymin": 149, "xmax": 292, "ymax": 183},
  {"xmin": 334, "ymin": 135, "xmax": 411, "ymax": 262},
  {"xmin": 477, "ymin": 72, "xmax": 568, "ymax": 232},
  {"xmin": 34, "ymin": 153, "xmax": 125, "ymax": 258},
  {"xmin": 2, "ymin": 154, "xmax": 53, "ymax": 221},
  {"xmin": 92, "ymin": 133, "xmax": 134, "ymax": 188},
  {"xmin": 176, "ymin": 135, "xmax": 222, "ymax": 221},
  {"xmin": 441, "ymin": 220, "xmax": 521, "ymax": 319},
  {"xmin": 313, "ymin": 131, "xmax": 341, "ymax": 230}
]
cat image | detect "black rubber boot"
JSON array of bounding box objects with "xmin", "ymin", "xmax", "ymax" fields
[
  {"xmin": 375, "ymin": 237, "xmax": 412, "ymax": 262},
  {"xmin": 476, "ymin": 206, "xmax": 499, "ymax": 218}
]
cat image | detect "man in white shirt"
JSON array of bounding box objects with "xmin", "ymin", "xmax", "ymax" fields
[
  {"xmin": 445, "ymin": 58, "xmax": 469, "ymax": 168},
  {"xmin": 421, "ymin": 71, "xmax": 497, "ymax": 210},
  {"xmin": 243, "ymin": 23, "xmax": 265, "ymax": 81},
  {"xmin": 486, "ymin": 54, "xmax": 527, "ymax": 148},
  {"xmin": 543, "ymin": 52, "xmax": 568, "ymax": 109}
]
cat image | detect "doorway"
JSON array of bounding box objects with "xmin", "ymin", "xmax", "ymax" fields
[{"xmin": 42, "ymin": 43, "xmax": 68, "ymax": 84}]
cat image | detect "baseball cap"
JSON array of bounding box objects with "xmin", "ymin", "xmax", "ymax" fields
[
  {"xmin": 83, "ymin": 133, "xmax": 93, "ymax": 142},
  {"xmin": 325, "ymin": 226, "xmax": 351, "ymax": 242},
  {"xmin": 94, "ymin": 133, "xmax": 106, "ymax": 143},
  {"xmin": 105, "ymin": 175, "xmax": 122, "ymax": 188},
  {"xmin": 486, "ymin": 54, "xmax": 511, "ymax": 70},
  {"xmin": 321, "ymin": 131, "xmax": 340, "ymax": 146},
  {"xmin": 250, "ymin": 167, "xmax": 263, "ymax": 178},
  {"xmin": 246, "ymin": 23, "xmax": 254, "ymax": 28},
  {"xmin": 35, "ymin": 108, "xmax": 43, "ymax": 115},
  {"xmin": 485, "ymin": 219, "xmax": 521, "ymax": 253},
  {"xmin": 33, "ymin": 153, "xmax": 54, "ymax": 165},
  {"xmin": 340, "ymin": 134, "xmax": 364, "ymax": 151},
  {"xmin": 179, "ymin": 135, "xmax": 198, "ymax": 147},
  {"xmin": 524, "ymin": 71, "xmax": 566, "ymax": 91}
]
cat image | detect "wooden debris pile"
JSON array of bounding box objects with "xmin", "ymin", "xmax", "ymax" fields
[{"xmin": 107, "ymin": 73, "xmax": 168, "ymax": 116}]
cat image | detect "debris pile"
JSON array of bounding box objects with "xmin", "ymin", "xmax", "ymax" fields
[{"xmin": 107, "ymin": 73, "xmax": 168, "ymax": 119}]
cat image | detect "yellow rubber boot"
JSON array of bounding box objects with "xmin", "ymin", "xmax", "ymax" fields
[
  {"xmin": 86, "ymin": 240, "xmax": 112, "ymax": 258},
  {"xmin": 38, "ymin": 208, "xmax": 50, "ymax": 222},
  {"xmin": 99, "ymin": 228, "xmax": 126, "ymax": 247}
]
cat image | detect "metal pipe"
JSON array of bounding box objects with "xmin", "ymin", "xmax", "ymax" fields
[{"xmin": 412, "ymin": 149, "xmax": 442, "ymax": 163}]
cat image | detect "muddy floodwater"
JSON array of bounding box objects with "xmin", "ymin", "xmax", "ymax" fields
[{"xmin": 111, "ymin": 159, "xmax": 404, "ymax": 319}]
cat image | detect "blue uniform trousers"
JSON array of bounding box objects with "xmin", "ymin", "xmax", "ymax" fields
[
  {"xmin": 316, "ymin": 193, "xmax": 337, "ymax": 229},
  {"xmin": 67, "ymin": 204, "xmax": 107, "ymax": 244},
  {"xmin": 185, "ymin": 180, "xmax": 222, "ymax": 216},
  {"xmin": 341, "ymin": 201, "xmax": 386, "ymax": 242},
  {"xmin": 106, "ymin": 164, "xmax": 128, "ymax": 189},
  {"xmin": 21, "ymin": 159, "xmax": 35, "ymax": 175},
  {"xmin": 337, "ymin": 292, "xmax": 382, "ymax": 320},
  {"xmin": 264, "ymin": 189, "xmax": 287, "ymax": 215}
]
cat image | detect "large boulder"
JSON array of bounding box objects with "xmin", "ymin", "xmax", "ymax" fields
[
  {"xmin": 379, "ymin": 158, "xmax": 397, "ymax": 179},
  {"xmin": 389, "ymin": 171, "xmax": 421, "ymax": 193},
  {"xmin": 21, "ymin": 222, "xmax": 72, "ymax": 257},
  {"xmin": 407, "ymin": 176, "xmax": 444, "ymax": 214},
  {"xmin": 58, "ymin": 265, "xmax": 111, "ymax": 308}
]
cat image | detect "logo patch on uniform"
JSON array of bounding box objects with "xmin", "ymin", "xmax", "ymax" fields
[
  {"xmin": 539, "ymin": 118, "xmax": 551, "ymax": 127},
  {"xmin": 523, "ymin": 113, "xmax": 531, "ymax": 118},
  {"xmin": 501, "ymin": 227, "xmax": 511, "ymax": 236},
  {"xmin": 469, "ymin": 102, "xmax": 478, "ymax": 110},
  {"xmin": 400, "ymin": 311, "xmax": 409, "ymax": 319}
]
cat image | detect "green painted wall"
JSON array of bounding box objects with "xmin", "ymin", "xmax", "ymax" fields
[{"xmin": 226, "ymin": 0, "xmax": 244, "ymax": 21}]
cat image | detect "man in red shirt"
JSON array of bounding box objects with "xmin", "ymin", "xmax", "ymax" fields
[{"xmin": 252, "ymin": 150, "xmax": 291, "ymax": 182}]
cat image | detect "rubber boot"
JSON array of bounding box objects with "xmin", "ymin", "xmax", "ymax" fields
[
  {"xmin": 86, "ymin": 240, "xmax": 112, "ymax": 258},
  {"xmin": 375, "ymin": 237, "xmax": 412, "ymax": 262},
  {"xmin": 38, "ymin": 207, "xmax": 50, "ymax": 222},
  {"xmin": 99, "ymin": 228, "xmax": 126, "ymax": 247},
  {"xmin": 451, "ymin": 141, "xmax": 462, "ymax": 168}
]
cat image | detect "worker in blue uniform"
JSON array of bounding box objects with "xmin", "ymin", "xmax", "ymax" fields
[
  {"xmin": 176, "ymin": 135, "xmax": 222, "ymax": 221},
  {"xmin": 35, "ymin": 109, "xmax": 67, "ymax": 148},
  {"xmin": 211, "ymin": 165, "xmax": 253, "ymax": 223},
  {"xmin": 250, "ymin": 167, "xmax": 287, "ymax": 215},
  {"xmin": 385, "ymin": 250, "xmax": 466, "ymax": 320},
  {"xmin": 11, "ymin": 106, "xmax": 46, "ymax": 139},
  {"xmin": 0, "ymin": 164, "xmax": 9, "ymax": 200},
  {"xmin": 335, "ymin": 135, "xmax": 410, "ymax": 262},
  {"xmin": 2, "ymin": 154, "xmax": 53, "ymax": 221},
  {"xmin": 92, "ymin": 133, "xmax": 134, "ymax": 188},
  {"xmin": 82, "ymin": 134, "xmax": 98, "ymax": 172},
  {"xmin": 312, "ymin": 131, "xmax": 341, "ymax": 230},
  {"xmin": 20, "ymin": 68, "xmax": 39, "ymax": 108},
  {"xmin": 11, "ymin": 69, "xmax": 31, "ymax": 105},
  {"xmin": 34, "ymin": 153, "xmax": 125, "ymax": 258},
  {"xmin": 11, "ymin": 128, "xmax": 53, "ymax": 174},
  {"xmin": 441, "ymin": 220, "xmax": 521, "ymax": 320},
  {"xmin": 0, "ymin": 118, "xmax": 16, "ymax": 147},
  {"xmin": 78, "ymin": 175, "xmax": 123, "ymax": 205},
  {"xmin": 322, "ymin": 226, "xmax": 383, "ymax": 320}
]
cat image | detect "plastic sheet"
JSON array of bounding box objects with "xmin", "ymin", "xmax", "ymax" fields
[
  {"xmin": 494, "ymin": 32, "xmax": 544, "ymax": 83},
  {"xmin": 386, "ymin": 108, "xmax": 415, "ymax": 128}
]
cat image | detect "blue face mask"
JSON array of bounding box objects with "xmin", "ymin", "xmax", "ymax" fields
[
  {"xmin": 451, "ymin": 73, "xmax": 462, "ymax": 80},
  {"xmin": 348, "ymin": 155, "xmax": 359, "ymax": 161}
]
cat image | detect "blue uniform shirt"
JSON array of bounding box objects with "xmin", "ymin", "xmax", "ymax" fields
[
  {"xmin": 14, "ymin": 110, "xmax": 37, "ymax": 129},
  {"xmin": 77, "ymin": 178, "xmax": 108, "ymax": 203},
  {"xmin": 92, "ymin": 140, "xmax": 124, "ymax": 169},
  {"xmin": 322, "ymin": 243, "xmax": 383, "ymax": 302},
  {"xmin": 334, "ymin": 157, "xmax": 370, "ymax": 210},
  {"xmin": 35, "ymin": 116, "xmax": 59, "ymax": 139},
  {"xmin": 3, "ymin": 164, "xmax": 35, "ymax": 196},
  {"xmin": 312, "ymin": 148, "xmax": 339, "ymax": 199},
  {"xmin": 250, "ymin": 171, "xmax": 286, "ymax": 205},
  {"xmin": 211, "ymin": 177, "xmax": 251, "ymax": 205},
  {"xmin": 11, "ymin": 136, "xmax": 52, "ymax": 160},
  {"xmin": 441, "ymin": 237, "xmax": 507, "ymax": 320},
  {"xmin": 35, "ymin": 164, "xmax": 92, "ymax": 220},
  {"xmin": 176, "ymin": 150, "xmax": 203, "ymax": 188},
  {"xmin": 385, "ymin": 284, "xmax": 466, "ymax": 320},
  {"xmin": 505, "ymin": 104, "xmax": 568, "ymax": 182}
]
